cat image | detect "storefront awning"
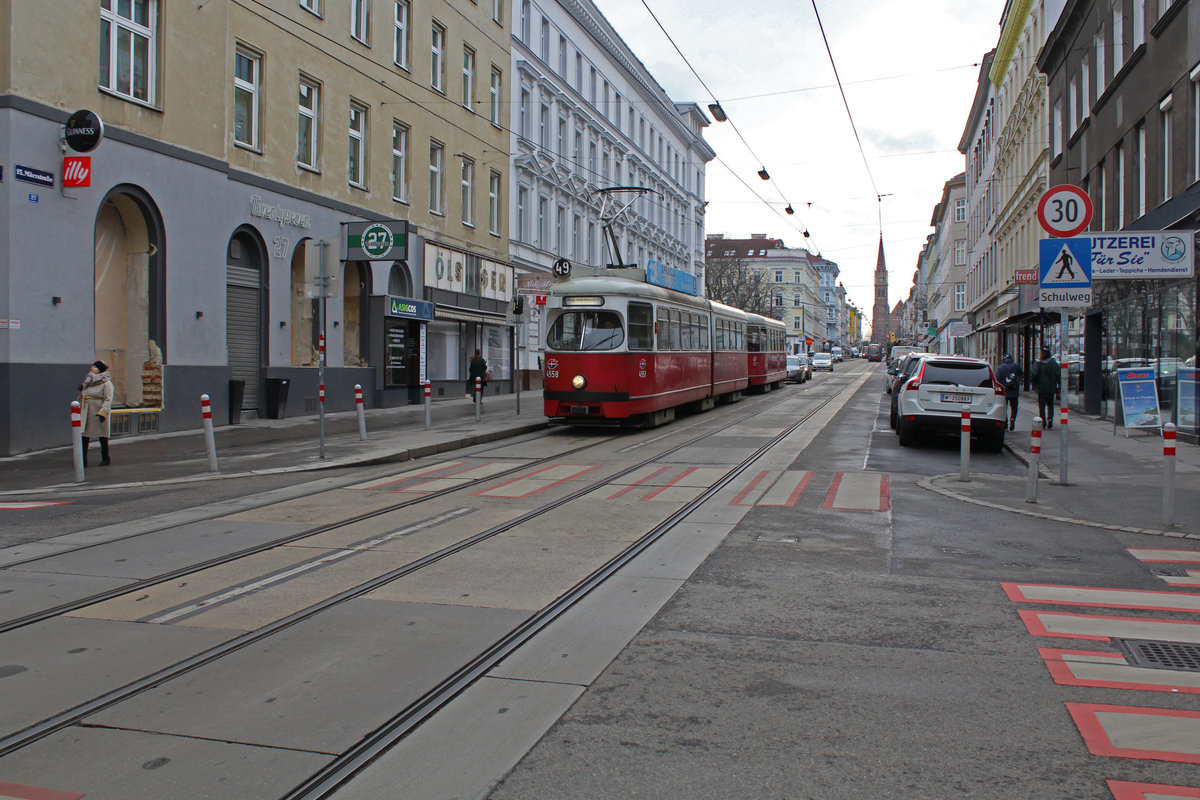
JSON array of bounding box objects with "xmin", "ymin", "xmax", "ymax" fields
[{"xmin": 435, "ymin": 307, "xmax": 508, "ymax": 325}]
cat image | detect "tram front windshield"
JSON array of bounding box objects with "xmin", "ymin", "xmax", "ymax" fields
[{"xmin": 547, "ymin": 311, "xmax": 625, "ymax": 351}]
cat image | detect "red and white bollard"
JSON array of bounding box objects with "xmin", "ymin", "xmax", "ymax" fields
[
  {"xmin": 201, "ymin": 394, "xmax": 219, "ymax": 473},
  {"xmin": 474, "ymin": 377, "xmax": 482, "ymax": 422},
  {"xmin": 1163, "ymin": 423, "xmax": 1176, "ymax": 526},
  {"xmin": 1058, "ymin": 374, "xmax": 1069, "ymax": 485},
  {"xmin": 958, "ymin": 410, "xmax": 971, "ymax": 482},
  {"xmin": 71, "ymin": 401, "xmax": 84, "ymax": 482},
  {"xmin": 424, "ymin": 380, "xmax": 432, "ymax": 430},
  {"xmin": 355, "ymin": 384, "xmax": 367, "ymax": 441},
  {"xmin": 1026, "ymin": 417, "xmax": 1043, "ymax": 504}
]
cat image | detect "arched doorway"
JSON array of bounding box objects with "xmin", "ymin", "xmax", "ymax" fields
[
  {"xmin": 290, "ymin": 238, "xmax": 318, "ymax": 365},
  {"xmin": 93, "ymin": 186, "xmax": 165, "ymax": 408},
  {"xmin": 227, "ymin": 227, "xmax": 267, "ymax": 414},
  {"xmin": 343, "ymin": 261, "xmax": 369, "ymax": 366},
  {"xmin": 388, "ymin": 260, "xmax": 413, "ymax": 297}
]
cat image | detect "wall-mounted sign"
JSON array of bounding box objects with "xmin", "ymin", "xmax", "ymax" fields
[
  {"xmin": 1088, "ymin": 231, "xmax": 1194, "ymax": 279},
  {"xmin": 647, "ymin": 258, "xmax": 698, "ymax": 295},
  {"xmin": 386, "ymin": 296, "xmax": 433, "ymax": 320},
  {"xmin": 424, "ymin": 242, "xmax": 512, "ymax": 301},
  {"xmin": 345, "ymin": 219, "xmax": 407, "ymax": 261},
  {"xmin": 62, "ymin": 156, "xmax": 91, "ymax": 187},
  {"xmin": 14, "ymin": 165, "xmax": 53, "ymax": 188},
  {"xmin": 251, "ymin": 195, "xmax": 312, "ymax": 229},
  {"xmin": 64, "ymin": 109, "xmax": 104, "ymax": 153}
]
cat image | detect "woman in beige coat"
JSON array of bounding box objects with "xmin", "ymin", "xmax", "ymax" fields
[{"xmin": 80, "ymin": 360, "xmax": 114, "ymax": 466}]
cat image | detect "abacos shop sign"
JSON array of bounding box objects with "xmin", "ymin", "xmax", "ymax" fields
[
  {"xmin": 424, "ymin": 243, "xmax": 512, "ymax": 302},
  {"xmin": 250, "ymin": 195, "xmax": 312, "ymax": 229}
]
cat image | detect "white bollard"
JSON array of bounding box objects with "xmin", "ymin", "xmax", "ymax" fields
[
  {"xmin": 1163, "ymin": 423, "xmax": 1176, "ymax": 526},
  {"xmin": 1058, "ymin": 368, "xmax": 1069, "ymax": 485},
  {"xmin": 958, "ymin": 410, "xmax": 971, "ymax": 482},
  {"xmin": 475, "ymin": 377, "xmax": 482, "ymax": 422},
  {"xmin": 71, "ymin": 401, "xmax": 84, "ymax": 483},
  {"xmin": 424, "ymin": 381, "xmax": 432, "ymax": 430},
  {"xmin": 201, "ymin": 394, "xmax": 219, "ymax": 473},
  {"xmin": 355, "ymin": 384, "xmax": 367, "ymax": 441},
  {"xmin": 1026, "ymin": 417, "xmax": 1042, "ymax": 504}
]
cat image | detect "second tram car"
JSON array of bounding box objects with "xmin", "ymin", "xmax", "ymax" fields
[{"xmin": 542, "ymin": 270, "xmax": 786, "ymax": 426}]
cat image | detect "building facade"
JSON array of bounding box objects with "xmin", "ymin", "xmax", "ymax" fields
[
  {"xmin": 925, "ymin": 174, "xmax": 969, "ymax": 354},
  {"xmin": 1, "ymin": 0, "xmax": 516, "ymax": 455},
  {"xmin": 509, "ymin": 0, "xmax": 714, "ymax": 384}
]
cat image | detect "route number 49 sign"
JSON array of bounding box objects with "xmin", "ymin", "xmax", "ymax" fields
[{"xmin": 1037, "ymin": 184, "xmax": 1093, "ymax": 238}]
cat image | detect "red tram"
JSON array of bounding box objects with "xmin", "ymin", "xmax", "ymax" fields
[{"xmin": 542, "ymin": 271, "xmax": 787, "ymax": 426}]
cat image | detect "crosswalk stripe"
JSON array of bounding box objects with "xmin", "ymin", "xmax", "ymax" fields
[
  {"xmin": 1004, "ymin": 583, "xmax": 1200, "ymax": 613},
  {"xmin": 1018, "ymin": 609, "xmax": 1200, "ymax": 643},
  {"xmin": 1066, "ymin": 703, "xmax": 1200, "ymax": 764},
  {"xmin": 0, "ymin": 501, "xmax": 70, "ymax": 510}
]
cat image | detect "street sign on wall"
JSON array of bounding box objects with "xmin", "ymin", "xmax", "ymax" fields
[
  {"xmin": 1037, "ymin": 184, "xmax": 1093, "ymax": 237},
  {"xmin": 1039, "ymin": 237, "xmax": 1092, "ymax": 307},
  {"xmin": 344, "ymin": 220, "xmax": 408, "ymax": 261}
]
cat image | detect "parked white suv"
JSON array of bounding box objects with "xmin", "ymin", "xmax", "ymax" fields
[{"xmin": 894, "ymin": 356, "xmax": 1006, "ymax": 451}]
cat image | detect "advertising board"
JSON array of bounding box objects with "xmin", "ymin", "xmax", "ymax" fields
[
  {"xmin": 1089, "ymin": 232, "xmax": 1194, "ymax": 279},
  {"xmin": 1116, "ymin": 367, "xmax": 1161, "ymax": 434}
]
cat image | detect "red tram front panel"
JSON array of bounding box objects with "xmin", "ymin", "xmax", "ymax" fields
[{"xmin": 543, "ymin": 351, "xmax": 712, "ymax": 419}]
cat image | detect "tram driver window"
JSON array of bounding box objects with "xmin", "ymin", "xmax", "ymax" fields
[{"xmin": 546, "ymin": 310, "xmax": 624, "ymax": 350}]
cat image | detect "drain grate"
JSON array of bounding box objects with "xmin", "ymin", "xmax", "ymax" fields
[
  {"xmin": 1154, "ymin": 566, "xmax": 1188, "ymax": 577},
  {"xmin": 1116, "ymin": 638, "xmax": 1200, "ymax": 672}
]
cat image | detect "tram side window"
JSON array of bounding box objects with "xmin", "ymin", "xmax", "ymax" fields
[
  {"xmin": 700, "ymin": 317, "xmax": 710, "ymax": 350},
  {"xmin": 681, "ymin": 312, "xmax": 694, "ymax": 350},
  {"xmin": 628, "ymin": 302, "xmax": 653, "ymax": 350},
  {"xmin": 669, "ymin": 309, "xmax": 681, "ymax": 350},
  {"xmin": 657, "ymin": 308, "xmax": 669, "ymax": 350},
  {"xmin": 748, "ymin": 326, "xmax": 762, "ymax": 353},
  {"xmin": 736, "ymin": 323, "xmax": 745, "ymax": 351}
]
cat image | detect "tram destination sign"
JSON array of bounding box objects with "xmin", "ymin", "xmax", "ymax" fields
[
  {"xmin": 344, "ymin": 219, "xmax": 408, "ymax": 261},
  {"xmin": 1087, "ymin": 231, "xmax": 1194, "ymax": 279}
]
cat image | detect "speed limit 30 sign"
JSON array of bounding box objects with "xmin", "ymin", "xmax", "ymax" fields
[{"xmin": 1037, "ymin": 184, "xmax": 1093, "ymax": 237}]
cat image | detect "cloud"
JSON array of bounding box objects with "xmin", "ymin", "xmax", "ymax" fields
[{"xmin": 862, "ymin": 128, "xmax": 942, "ymax": 156}]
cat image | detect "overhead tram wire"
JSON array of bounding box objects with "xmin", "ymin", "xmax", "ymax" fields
[{"xmin": 637, "ymin": 0, "xmax": 815, "ymax": 246}]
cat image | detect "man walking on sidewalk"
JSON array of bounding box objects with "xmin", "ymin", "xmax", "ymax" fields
[
  {"xmin": 995, "ymin": 353, "xmax": 1022, "ymax": 431},
  {"xmin": 1030, "ymin": 347, "xmax": 1060, "ymax": 429}
]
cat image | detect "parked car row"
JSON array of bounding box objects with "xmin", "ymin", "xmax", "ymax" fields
[{"xmin": 785, "ymin": 354, "xmax": 813, "ymax": 383}]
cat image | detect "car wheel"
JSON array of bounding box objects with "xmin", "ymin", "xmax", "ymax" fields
[
  {"xmin": 983, "ymin": 430, "xmax": 1005, "ymax": 452},
  {"xmin": 889, "ymin": 406, "xmax": 897, "ymax": 430},
  {"xmin": 897, "ymin": 418, "xmax": 915, "ymax": 447}
]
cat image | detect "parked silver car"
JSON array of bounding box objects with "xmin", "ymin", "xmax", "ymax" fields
[
  {"xmin": 894, "ymin": 356, "xmax": 1006, "ymax": 451},
  {"xmin": 786, "ymin": 354, "xmax": 811, "ymax": 383},
  {"xmin": 811, "ymin": 352, "xmax": 834, "ymax": 372}
]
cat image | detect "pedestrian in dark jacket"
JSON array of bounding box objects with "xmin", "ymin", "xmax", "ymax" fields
[
  {"xmin": 995, "ymin": 353, "xmax": 1023, "ymax": 431},
  {"xmin": 1030, "ymin": 348, "xmax": 1060, "ymax": 429},
  {"xmin": 467, "ymin": 349, "xmax": 488, "ymax": 402}
]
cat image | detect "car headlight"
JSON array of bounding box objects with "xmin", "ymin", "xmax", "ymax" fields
[{"xmin": 572, "ymin": 374, "xmax": 587, "ymax": 390}]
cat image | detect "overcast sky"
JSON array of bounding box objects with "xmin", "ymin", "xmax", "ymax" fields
[{"xmin": 598, "ymin": 0, "xmax": 1005, "ymax": 326}]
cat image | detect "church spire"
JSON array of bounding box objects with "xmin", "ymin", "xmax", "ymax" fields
[{"xmin": 871, "ymin": 236, "xmax": 891, "ymax": 344}]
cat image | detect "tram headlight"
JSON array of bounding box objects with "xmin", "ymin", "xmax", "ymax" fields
[{"xmin": 572, "ymin": 374, "xmax": 587, "ymax": 390}]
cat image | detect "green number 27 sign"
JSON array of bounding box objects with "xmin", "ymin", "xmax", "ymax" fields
[{"xmin": 345, "ymin": 220, "xmax": 408, "ymax": 261}]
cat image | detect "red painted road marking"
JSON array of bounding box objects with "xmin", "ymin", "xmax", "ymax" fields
[
  {"xmin": 1066, "ymin": 703, "xmax": 1200, "ymax": 764},
  {"xmin": 361, "ymin": 462, "xmax": 470, "ymax": 490},
  {"xmin": 0, "ymin": 782, "xmax": 85, "ymax": 800},
  {"xmin": 757, "ymin": 470, "xmax": 814, "ymax": 507},
  {"xmin": 474, "ymin": 464, "xmax": 599, "ymax": 498},
  {"xmin": 1003, "ymin": 583, "xmax": 1200, "ymax": 613},
  {"xmin": 1039, "ymin": 648, "xmax": 1200, "ymax": 694},
  {"xmin": 1128, "ymin": 548, "xmax": 1200, "ymax": 564},
  {"xmin": 821, "ymin": 472, "xmax": 889, "ymax": 512},
  {"xmin": 1106, "ymin": 780, "xmax": 1200, "ymax": 799},
  {"xmin": 641, "ymin": 467, "xmax": 700, "ymax": 501},
  {"xmin": 730, "ymin": 470, "xmax": 772, "ymax": 506},
  {"xmin": 606, "ymin": 465, "xmax": 671, "ymax": 500},
  {"xmin": 1018, "ymin": 609, "xmax": 1200, "ymax": 643},
  {"xmin": 0, "ymin": 502, "xmax": 71, "ymax": 510}
]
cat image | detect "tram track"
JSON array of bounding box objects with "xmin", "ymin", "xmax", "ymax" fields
[{"xmin": 0, "ymin": 377, "xmax": 849, "ymax": 773}]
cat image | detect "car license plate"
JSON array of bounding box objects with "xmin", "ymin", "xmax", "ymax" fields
[{"xmin": 941, "ymin": 392, "xmax": 973, "ymax": 404}]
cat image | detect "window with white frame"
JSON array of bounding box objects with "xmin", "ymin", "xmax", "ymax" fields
[
  {"xmin": 572, "ymin": 213, "xmax": 581, "ymax": 259},
  {"xmin": 300, "ymin": 0, "xmax": 320, "ymax": 14},
  {"xmin": 1052, "ymin": 100, "xmax": 1063, "ymax": 156},
  {"xmin": 520, "ymin": 0, "xmax": 530, "ymax": 42},
  {"xmin": 489, "ymin": 67, "xmax": 502, "ymax": 126},
  {"xmin": 1133, "ymin": 0, "xmax": 1145, "ymax": 48},
  {"xmin": 1081, "ymin": 59, "xmax": 1090, "ymax": 115},
  {"xmin": 488, "ymin": 171, "xmax": 501, "ymax": 235},
  {"xmin": 460, "ymin": 157, "xmax": 475, "ymax": 226},
  {"xmin": 537, "ymin": 196, "xmax": 548, "ymax": 249},
  {"xmin": 1160, "ymin": 95, "xmax": 1172, "ymax": 203},
  {"xmin": 556, "ymin": 205, "xmax": 566, "ymax": 255},
  {"xmin": 461, "ymin": 46, "xmax": 475, "ymax": 109},
  {"xmin": 393, "ymin": 1, "xmax": 409, "ymax": 69},
  {"xmin": 954, "ymin": 240, "xmax": 967, "ymax": 265},
  {"xmin": 1116, "ymin": 141, "xmax": 1126, "ymax": 226},
  {"xmin": 540, "ymin": 19, "xmax": 549, "ymax": 62},
  {"xmin": 100, "ymin": 0, "xmax": 157, "ymax": 103},
  {"xmin": 954, "ymin": 283, "xmax": 966, "ymax": 311},
  {"xmin": 1068, "ymin": 77, "xmax": 1078, "ymax": 134},
  {"xmin": 519, "ymin": 89, "xmax": 530, "ymax": 140},
  {"xmin": 558, "ymin": 36, "xmax": 567, "ymax": 76},
  {"xmin": 233, "ymin": 48, "xmax": 261, "ymax": 148},
  {"xmin": 391, "ymin": 122, "xmax": 409, "ymax": 202},
  {"xmin": 539, "ymin": 104, "xmax": 549, "ymax": 150},
  {"xmin": 297, "ymin": 77, "xmax": 320, "ymax": 168},
  {"xmin": 351, "ymin": 0, "xmax": 370, "ymax": 44},
  {"xmin": 1192, "ymin": 64, "xmax": 1200, "ymax": 183},
  {"xmin": 431, "ymin": 21, "xmax": 445, "ymax": 92},
  {"xmin": 1113, "ymin": 4, "xmax": 1125, "ymax": 72},
  {"xmin": 1136, "ymin": 123, "xmax": 1147, "ymax": 217},
  {"xmin": 429, "ymin": 140, "xmax": 445, "ymax": 214},
  {"xmin": 517, "ymin": 186, "xmax": 529, "ymax": 242},
  {"xmin": 492, "ymin": 0, "xmax": 501, "ymax": 24},
  {"xmin": 1095, "ymin": 30, "xmax": 1106, "ymax": 97},
  {"xmin": 953, "ymin": 198, "xmax": 966, "ymax": 223},
  {"xmin": 348, "ymin": 102, "xmax": 367, "ymax": 187},
  {"xmin": 557, "ymin": 117, "xmax": 566, "ymax": 158}
]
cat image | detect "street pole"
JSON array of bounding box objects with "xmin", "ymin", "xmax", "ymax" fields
[
  {"xmin": 1058, "ymin": 313, "xmax": 1069, "ymax": 485},
  {"xmin": 316, "ymin": 239, "xmax": 329, "ymax": 460},
  {"xmin": 515, "ymin": 308, "xmax": 522, "ymax": 415}
]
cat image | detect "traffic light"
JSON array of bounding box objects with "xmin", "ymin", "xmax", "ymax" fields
[{"xmin": 512, "ymin": 295, "xmax": 525, "ymax": 315}]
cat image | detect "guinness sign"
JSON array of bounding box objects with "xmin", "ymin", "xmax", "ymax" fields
[{"xmin": 64, "ymin": 109, "xmax": 104, "ymax": 153}]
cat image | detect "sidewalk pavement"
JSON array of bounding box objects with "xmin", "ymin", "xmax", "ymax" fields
[
  {"xmin": 0, "ymin": 392, "xmax": 549, "ymax": 496},
  {"xmin": 923, "ymin": 390, "xmax": 1200, "ymax": 540},
  {"xmin": 3, "ymin": 386, "xmax": 1198, "ymax": 541}
]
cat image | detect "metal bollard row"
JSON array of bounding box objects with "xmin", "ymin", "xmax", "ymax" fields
[
  {"xmin": 201, "ymin": 394, "xmax": 219, "ymax": 473},
  {"xmin": 355, "ymin": 384, "xmax": 367, "ymax": 441},
  {"xmin": 1025, "ymin": 417, "xmax": 1043, "ymax": 504},
  {"xmin": 1162, "ymin": 422, "xmax": 1176, "ymax": 526},
  {"xmin": 958, "ymin": 411, "xmax": 971, "ymax": 482},
  {"xmin": 71, "ymin": 401, "xmax": 84, "ymax": 483}
]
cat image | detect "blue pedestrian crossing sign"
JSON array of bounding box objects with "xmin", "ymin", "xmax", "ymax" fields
[{"xmin": 1039, "ymin": 237, "xmax": 1092, "ymax": 307}]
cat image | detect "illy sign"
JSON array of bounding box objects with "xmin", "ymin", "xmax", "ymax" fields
[{"xmin": 63, "ymin": 157, "xmax": 91, "ymax": 187}]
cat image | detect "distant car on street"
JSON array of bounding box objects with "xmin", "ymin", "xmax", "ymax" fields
[
  {"xmin": 811, "ymin": 352, "xmax": 834, "ymax": 372},
  {"xmin": 785, "ymin": 354, "xmax": 811, "ymax": 383},
  {"xmin": 894, "ymin": 355, "xmax": 1006, "ymax": 451}
]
